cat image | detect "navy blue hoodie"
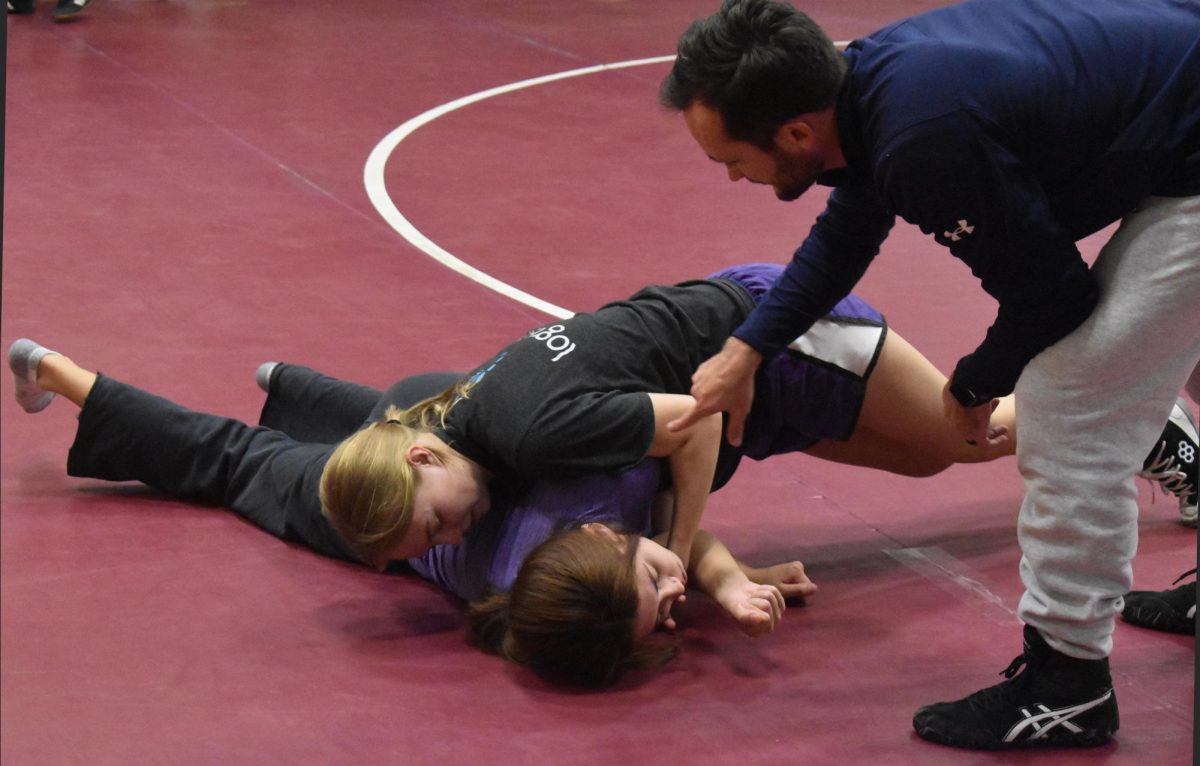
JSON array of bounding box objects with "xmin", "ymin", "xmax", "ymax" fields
[{"xmin": 735, "ymin": 0, "xmax": 1200, "ymax": 399}]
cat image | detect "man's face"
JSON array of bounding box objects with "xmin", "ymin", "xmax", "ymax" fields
[{"xmin": 683, "ymin": 101, "xmax": 822, "ymax": 202}]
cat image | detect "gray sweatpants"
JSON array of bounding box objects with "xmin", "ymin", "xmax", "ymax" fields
[{"xmin": 1015, "ymin": 194, "xmax": 1200, "ymax": 659}]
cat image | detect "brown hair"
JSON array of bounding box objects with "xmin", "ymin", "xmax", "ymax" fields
[
  {"xmin": 320, "ymin": 379, "xmax": 472, "ymax": 565},
  {"xmin": 467, "ymin": 528, "xmax": 679, "ymax": 688}
]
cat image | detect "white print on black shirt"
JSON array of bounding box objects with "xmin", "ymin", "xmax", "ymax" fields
[{"xmin": 528, "ymin": 324, "xmax": 576, "ymax": 362}]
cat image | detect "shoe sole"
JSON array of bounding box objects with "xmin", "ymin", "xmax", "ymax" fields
[{"xmin": 914, "ymin": 723, "xmax": 1115, "ymax": 750}]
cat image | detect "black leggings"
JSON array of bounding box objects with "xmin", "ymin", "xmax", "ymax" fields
[{"xmin": 66, "ymin": 365, "xmax": 460, "ymax": 564}]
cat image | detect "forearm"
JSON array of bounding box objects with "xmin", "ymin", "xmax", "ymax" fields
[
  {"xmin": 734, "ymin": 184, "xmax": 891, "ymax": 355},
  {"xmin": 690, "ymin": 530, "xmax": 787, "ymax": 636},
  {"xmin": 688, "ymin": 529, "xmax": 750, "ymax": 599},
  {"xmin": 951, "ymin": 263, "xmax": 1098, "ymax": 399},
  {"xmin": 655, "ymin": 508, "xmax": 769, "ymax": 597},
  {"xmin": 737, "ymin": 559, "xmax": 762, "ymax": 583},
  {"xmin": 646, "ymin": 393, "xmax": 722, "ymax": 567},
  {"xmin": 662, "ymin": 415, "xmax": 721, "ymax": 566}
]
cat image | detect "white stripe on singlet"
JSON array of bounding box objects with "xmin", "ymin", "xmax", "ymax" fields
[{"xmin": 786, "ymin": 319, "xmax": 883, "ymax": 378}]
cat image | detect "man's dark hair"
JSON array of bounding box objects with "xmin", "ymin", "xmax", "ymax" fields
[{"xmin": 660, "ymin": 0, "xmax": 846, "ymax": 148}]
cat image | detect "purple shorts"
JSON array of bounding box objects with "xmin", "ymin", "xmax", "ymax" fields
[{"xmin": 708, "ymin": 263, "xmax": 887, "ymax": 460}]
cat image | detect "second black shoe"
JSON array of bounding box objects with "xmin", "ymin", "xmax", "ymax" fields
[
  {"xmin": 1122, "ymin": 568, "xmax": 1197, "ymax": 635},
  {"xmin": 53, "ymin": 0, "xmax": 90, "ymax": 21},
  {"xmin": 1140, "ymin": 398, "xmax": 1199, "ymax": 526}
]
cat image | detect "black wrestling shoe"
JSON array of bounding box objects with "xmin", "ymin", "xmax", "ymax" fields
[
  {"xmin": 913, "ymin": 625, "xmax": 1118, "ymax": 750},
  {"xmin": 1140, "ymin": 398, "xmax": 1198, "ymax": 527},
  {"xmin": 8, "ymin": 0, "xmax": 35, "ymax": 14},
  {"xmin": 1122, "ymin": 568, "xmax": 1197, "ymax": 635},
  {"xmin": 53, "ymin": 0, "xmax": 90, "ymax": 21}
]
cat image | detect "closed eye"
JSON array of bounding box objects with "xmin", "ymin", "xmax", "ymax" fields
[{"xmin": 644, "ymin": 563, "xmax": 659, "ymax": 593}]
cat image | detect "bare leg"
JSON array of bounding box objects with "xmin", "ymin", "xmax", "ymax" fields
[{"xmin": 803, "ymin": 329, "xmax": 1016, "ymax": 477}]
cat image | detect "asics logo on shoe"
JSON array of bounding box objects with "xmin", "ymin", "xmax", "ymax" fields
[{"xmin": 1003, "ymin": 690, "xmax": 1113, "ymax": 743}]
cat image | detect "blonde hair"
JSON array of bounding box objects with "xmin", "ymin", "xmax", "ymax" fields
[
  {"xmin": 320, "ymin": 379, "xmax": 472, "ymax": 565},
  {"xmin": 467, "ymin": 527, "xmax": 679, "ymax": 688}
]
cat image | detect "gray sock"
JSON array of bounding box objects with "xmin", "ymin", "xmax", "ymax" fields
[
  {"xmin": 8, "ymin": 338, "xmax": 60, "ymax": 413},
  {"xmin": 256, "ymin": 362, "xmax": 281, "ymax": 393}
]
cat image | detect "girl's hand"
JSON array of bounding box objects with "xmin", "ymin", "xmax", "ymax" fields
[
  {"xmin": 743, "ymin": 560, "xmax": 817, "ymax": 600},
  {"xmin": 716, "ymin": 579, "xmax": 785, "ymax": 637}
]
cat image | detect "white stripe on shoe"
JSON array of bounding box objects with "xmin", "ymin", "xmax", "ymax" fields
[{"xmin": 1003, "ymin": 690, "xmax": 1113, "ymax": 743}]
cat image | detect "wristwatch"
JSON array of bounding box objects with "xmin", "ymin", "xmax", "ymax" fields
[{"xmin": 948, "ymin": 378, "xmax": 993, "ymax": 408}]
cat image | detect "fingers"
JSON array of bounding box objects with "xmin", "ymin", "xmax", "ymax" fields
[
  {"xmin": 736, "ymin": 608, "xmax": 771, "ymax": 637},
  {"xmin": 749, "ymin": 561, "xmax": 818, "ymax": 598},
  {"xmin": 946, "ymin": 393, "xmax": 994, "ymax": 447},
  {"xmin": 764, "ymin": 585, "xmax": 784, "ymax": 623},
  {"xmin": 777, "ymin": 580, "xmax": 818, "ymax": 599},
  {"xmin": 985, "ymin": 424, "xmax": 1011, "ymax": 447},
  {"xmin": 740, "ymin": 612, "xmax": 771, "ymax": 637},
  {"xmin": 660, "ymin": 594, "xmax": 686, "ymax": 632},
  {"xmin": 968, "ymin": 415, "xmax": 992, "ymax": 445},
  {"xmin": 777, "ymin": 563, "xmax": 816, "ymax": 597},
  {"xmin": 724, "ymin": 407, "xmax": 747, "ymax": 448},
  {"xmin": 672, "ymin": 342, "xmax": 760, "ymax": 443},
  {"xmin": 736, "ymin": 585, "xmax": 785, "ymax": 636},
  {"xmin": 667, "ymin": 401, "xmax": 708, "ymax": 433}
]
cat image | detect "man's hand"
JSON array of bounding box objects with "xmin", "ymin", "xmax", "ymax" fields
[
  {"xmin": 667, "ymin": 337, "xmax": 763, "ymax": 447},
  {"xmin": 942, "ymin": 381, "xmax": 1006, "ymax": 447}
]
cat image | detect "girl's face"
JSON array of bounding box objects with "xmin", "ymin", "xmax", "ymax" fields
[
  {"xmin": 631, "ymin": 536, "xmax": 687, "ymax": 638},
  {"xmin": 580, "ymin": 524, "xmax": 688, "ymax": 638},
  {"xmin": 379, "ymin": 447, "xmax": 491, "ymax": 564}
]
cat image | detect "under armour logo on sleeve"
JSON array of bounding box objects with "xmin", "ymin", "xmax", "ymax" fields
[{"xmin": 944, "ymin": 219, "xmax": 976, "ymax": 242}]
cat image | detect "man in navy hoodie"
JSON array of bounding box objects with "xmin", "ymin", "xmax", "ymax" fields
[{"xmin": 661, "ymin": 0, "xmax": 1199, "ymax": 750}]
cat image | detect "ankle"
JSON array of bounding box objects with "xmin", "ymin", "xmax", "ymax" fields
[
  {"xmin": 1023, "ymin": 627, "xmax": 1111, "ymax": 686},
  {"xmin": 34, "ymin": 353, "xmax": 73, "ymax": 392},
  {"xmin": 37, "ymin": 355, "xmax": 96, "ymax": 407}
]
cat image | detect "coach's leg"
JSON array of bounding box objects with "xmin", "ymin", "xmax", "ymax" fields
[{"xmin": 914, "ymin": 194, "xmax": 1200, "ymax": 749}]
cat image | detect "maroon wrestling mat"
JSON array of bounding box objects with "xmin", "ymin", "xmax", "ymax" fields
[{"xmin": 3, "ymin": 1, "xmax": 1193, "ymax": 764}]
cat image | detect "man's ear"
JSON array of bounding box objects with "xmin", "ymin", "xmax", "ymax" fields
[
  {"xmin": 774, "ymin": 117, "xmax": 814, "ymax": 153},
  {"xmin": 580, "ymin": 522, "xmax": 621, "ymax": 543}
]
